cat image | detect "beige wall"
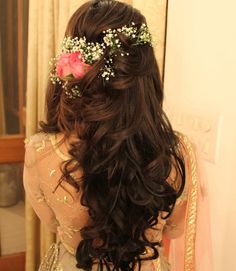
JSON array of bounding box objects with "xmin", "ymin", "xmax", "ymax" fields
[{"xmin": 164, "ymin": 0, "xmax": 236, "ymax": 270}]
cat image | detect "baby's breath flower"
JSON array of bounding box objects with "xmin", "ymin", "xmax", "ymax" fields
[{"xmin": 49, "ymin": 22, "xmax": 152, "ymax": 87}]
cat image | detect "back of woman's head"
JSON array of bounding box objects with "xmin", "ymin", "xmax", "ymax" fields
[{"xmin": 41, "ymin": 0, "xmax": 185, "ymax": 270}]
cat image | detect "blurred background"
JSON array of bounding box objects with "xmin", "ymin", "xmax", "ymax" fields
[
  {"xmin": 0, "ymin": 0, "xmax": 236, "ymax": 270},
  {"xmin": 0, "ymin": 0, "xmax": 28, "ymax": 270}
]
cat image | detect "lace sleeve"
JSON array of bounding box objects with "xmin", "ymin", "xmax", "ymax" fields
[{"xmin": 23, "ymin": 136, "xmax": 58, "ymax": 233}]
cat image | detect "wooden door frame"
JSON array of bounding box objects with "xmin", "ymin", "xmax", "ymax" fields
[
  {"xmin": 0, "ymin": 135, "xmax": 25, "ymax": 164},
  {"xmin": 0, "ymin": 252, "xmax": 25, "ymax": 271}
]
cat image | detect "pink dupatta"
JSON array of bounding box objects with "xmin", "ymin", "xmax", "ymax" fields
[{"xmin": 166, "ymin": 133, "xmax": 213, "ymax": 271}]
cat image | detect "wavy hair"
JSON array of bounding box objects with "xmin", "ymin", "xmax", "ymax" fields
[{"xmin": 40, "ymin": 0, "xmax": 185, "ymax": 270}]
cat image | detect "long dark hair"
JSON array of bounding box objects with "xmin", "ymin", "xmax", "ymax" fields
[{"xmin": 40, "ymin": 0, "xmax": 185, "ymax": 270}]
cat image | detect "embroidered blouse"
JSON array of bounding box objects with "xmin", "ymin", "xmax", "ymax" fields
[{"xmin": 23, "ymin": 132, "xmax": 190, "ymax": 270}]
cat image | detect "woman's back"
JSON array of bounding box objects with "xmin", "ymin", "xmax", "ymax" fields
[
  {"xmin": 24, "ymin": 131, "xmax": 190, "ymax": 271},
  {"xmin": 23, "ymin": 1, "xmax": 192, "ymax": 270}
]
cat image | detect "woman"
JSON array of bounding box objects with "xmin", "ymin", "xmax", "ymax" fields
[{"xmin": 23, "ymin": 0, "xmax": 211, "ymax": 270}]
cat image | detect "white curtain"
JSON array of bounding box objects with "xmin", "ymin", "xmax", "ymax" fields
[{"xmin": 0, "ymin": 35, "xmax": 6, "ymax": 135}]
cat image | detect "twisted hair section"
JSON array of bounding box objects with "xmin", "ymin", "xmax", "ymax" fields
[{"xmin": 40, "ymin": 1, "xmax": 185, "ymax": 270}]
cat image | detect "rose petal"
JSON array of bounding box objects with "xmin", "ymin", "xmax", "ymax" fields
[{"xmin": 55, "ymin": 51, "xmax": 91, "ymax": 79}]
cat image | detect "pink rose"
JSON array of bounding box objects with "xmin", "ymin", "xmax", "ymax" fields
[{"xmin": 56, "ymin": 51, "xmax": 91, "ymax": 79}]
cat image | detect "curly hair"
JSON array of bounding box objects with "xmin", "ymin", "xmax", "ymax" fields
[{"xmin": 40, "ymin": 0, "xmax": 185, "ymax": 270}]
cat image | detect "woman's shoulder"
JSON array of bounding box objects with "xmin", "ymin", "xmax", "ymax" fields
[
  {"xmin": 24, "ymin": 132, "xmax": 73, "ymax": 161},
  {"xmin": 174, "ymin": 130, "xmax": 191, "ymax": 145},
  {"xmin": 174, "ymin": 131, "xmax": 197, "ymax": 175},
  {"xmin": 24, "ymin": 132, "xmax": 52, "ymax": 149},
  {"xmin": 173, "ymin": 131, "xmax": 198, "ymax": 203},
  {"xmin": 174, "ymin": 130, "xmax": 196, "ymax": 158}
]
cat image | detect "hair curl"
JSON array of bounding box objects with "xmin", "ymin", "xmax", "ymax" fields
[{"xmin": 40, "ymin": 0, "xmax": 185, "ymax": 270}]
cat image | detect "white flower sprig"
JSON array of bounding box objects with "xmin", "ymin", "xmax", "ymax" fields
[
  {"xmin": 49, "ymin": 22, "xmax": 153, "ymax": 97},
  {"xmin": 101, "ymin": 58, "xmax": 115, "ymax": 81},
  {"xmin": 61, "ymin": 36, "xmax": 105, "ymax": 64},
  {"xmin": 65, "ymin": 85, "xmax": 82, "ymax": 99}
]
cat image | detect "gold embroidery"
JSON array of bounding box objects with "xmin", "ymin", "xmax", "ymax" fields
[
  {"xmin": 152, "ymin": 257, "xmax": 162, "ymax": 271},
  {"xmin": 59, "ymin": 223, "xmax": 80, "ymax": 238},
  {"xmin": 177, "ymin": 132, "xmax": 198, "ymax": 271},
  {"xmin": 36, "ymin": 140, "xmax": 46, "ymax": 152},
  {"xmin": 36, "ymin": 196, "xmax": 45, "ymax": 203},
  {"xmin": 50, "ymin": 169, "xmax": 56, "ymax": 177},
  {"xmin": 56, "ymin": 195, "xmax": 74, "ymax": 207},
  {"xmin": 39, "ymin": 242, "xmax": 63, "ymax": 271},
  {"xmin": 24, "ymin": 138, "xmax": 30, "ymax": 144},
  {"xmin": 158, "ymin": 246, "xmax": 171, "ymax": 271}
]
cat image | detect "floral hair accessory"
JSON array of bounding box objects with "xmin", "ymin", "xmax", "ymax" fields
[
  {"xmin": 56, "ymin": 52, "xmax": 91, "ymax": 79},
  {"xmin": 49, "ymin": 22, "xmax": 152, "ymax": 98}
]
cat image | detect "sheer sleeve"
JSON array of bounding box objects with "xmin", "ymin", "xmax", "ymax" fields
[{"xmin": 23, "ymin": 137, "xmax": 58, "ymax": 233}]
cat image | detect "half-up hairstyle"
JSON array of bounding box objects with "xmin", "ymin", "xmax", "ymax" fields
[{"xmin": 40, "ymin": 0, "xmax": 185, "ymax": 270}]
